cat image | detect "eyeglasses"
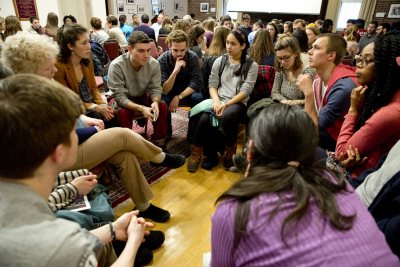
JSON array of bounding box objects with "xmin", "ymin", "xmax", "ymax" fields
[
  {"xmin": 276, "ymin": 54, "xmax": 293, "ymax": 62},
  {"xmin": 355, "ymin": 55, "xmax": 374, "ymax": 67}
]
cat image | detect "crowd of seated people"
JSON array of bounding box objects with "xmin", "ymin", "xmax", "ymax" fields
[{"xmin": 0, "ymin": 9, "xmax": 400, "ymax": 266}]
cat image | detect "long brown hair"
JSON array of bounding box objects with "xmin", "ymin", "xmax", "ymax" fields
[
  {"xmin": 249, "ymin": 29, "xmax": 274, "ymax": 64},
  {"xmin": 4, "ymin": 16, "xmax": 22, "ymax": 40},
  {"xmin": 217, "ymin": 104, "xmax": 355, "ymax": 247},
  {"xmin": 207, "ymin": 26, "xmax": 229, "ymax": 56}
]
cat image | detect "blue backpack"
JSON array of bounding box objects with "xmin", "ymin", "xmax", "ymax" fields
[{"xmin": 90, "ymin": 40, "xmax": 109, "ymax": 67}]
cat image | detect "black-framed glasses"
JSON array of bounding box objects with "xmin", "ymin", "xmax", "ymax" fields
[{"xmin": 355, "ymin": 55, "xmax": 374, "ymax": 67}]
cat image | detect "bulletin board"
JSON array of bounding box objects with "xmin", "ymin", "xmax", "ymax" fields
[{"xmin": 13, "ymin": 0, "xmax": 38, "ymax": 21}]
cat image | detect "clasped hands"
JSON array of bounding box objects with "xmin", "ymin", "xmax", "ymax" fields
[
  {"xmin": 212, "ymin": 101, "xmax": 227, "ymax": 117},
  {"xmin": 141, "ymin": 102, "xmax": 159, "ymax": 122},
  {"xmin": 338, "ymin": 145, "xmax": 367, "ymax": 169},
  {"xmin": 113, "ymin": 210, "xmax": 154, "ymax": 246}
]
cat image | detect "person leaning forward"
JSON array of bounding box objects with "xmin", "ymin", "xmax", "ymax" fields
[{"xmin": 108, "ymin": 31, "xmax": 168, "ymax": 147}]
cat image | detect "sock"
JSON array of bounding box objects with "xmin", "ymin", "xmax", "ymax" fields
[{"xmin": 151, "ymin": 152, "xmax": 166, "ymax": 164}]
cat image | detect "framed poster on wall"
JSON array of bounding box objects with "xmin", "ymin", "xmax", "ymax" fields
[
  {"xmin": 12, "ymin": 0, "xmax": 38, "ymax": 21},
  {"xmin": 388, "ymin": 4, "xmax": 400, "ymax": 18},
  {"xmin": 200, "ymin": 3, "xmax": 209, "ymax": 13},
  {"xmin": 117, "ymin": 1, "xmax": 125, "ymax": 13},
  {"xmin": 138, "ymin": 6, "xmax": 145, "ymax": 13},
  {"xmin": 152, "ymin": 5, "xmax": 160, "ymax": 15}
]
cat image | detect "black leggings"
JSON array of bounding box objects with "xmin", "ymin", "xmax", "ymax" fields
[{"xmin": 188, "ymin": 103, "xmax": 246, "ymax": 148}]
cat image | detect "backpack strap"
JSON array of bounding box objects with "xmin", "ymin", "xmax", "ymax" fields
[{"xmin": 217, "ymin": 54, "xmax": 229, "ymax": 88}]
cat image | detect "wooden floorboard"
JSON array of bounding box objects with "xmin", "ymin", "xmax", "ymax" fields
[{"xmin": 147, "ymin": 159, "xmax": 242, "ymax": 266}]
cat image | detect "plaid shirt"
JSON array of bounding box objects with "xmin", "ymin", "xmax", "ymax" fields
[{"xmin": 158, "ymin": 49, "xmax": 202, "ymax": 96}]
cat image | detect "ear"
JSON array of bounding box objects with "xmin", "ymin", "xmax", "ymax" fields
[
  {"xmin": 127, "ymin": 45, "xmax": 132, "ymax": 53},
  {"xmin": 328, "ymin": 51, "xmax": 337, "ymax": 62},
  {"xmin": 67, "ymin": 43, "xmax": 74, "ymax": 52},
  {"xmin": 247, "ymin": 139, "xmax": 255, "ymax": 162},
  {"xmin": 51, "ymin": 144, "xmax": 66, "ymax": 165}
]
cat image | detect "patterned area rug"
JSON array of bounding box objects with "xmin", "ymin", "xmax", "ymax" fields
[{"xmin": 109, "ymin": 108, "xmax": 190, "ymax": 207}]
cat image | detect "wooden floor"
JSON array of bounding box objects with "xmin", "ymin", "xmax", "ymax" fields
[{"xmin": 116, "ymin": 159, "xmax": 242, "ymax": 266}]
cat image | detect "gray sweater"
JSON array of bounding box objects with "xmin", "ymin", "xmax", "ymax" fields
[
  {"xmin": 209, "ymin": 56, "xmax": 258, "ymax": 105},
  {"xmin": 108, "ymin": 53, "xmax": 162, "ymax": 107},
  {"xmin": 356, "ymin": 140, "xmax": 400, "ymax": 207},
  {"xmin": 0, "ymin": 181, "xmax": 101, "ymax": 266}
]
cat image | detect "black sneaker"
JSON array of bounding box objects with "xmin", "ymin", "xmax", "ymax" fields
[
  {"xmin": 112, "ymin": 241, "xmax": 153, "ymax": 266},
  {"xmin": 134, "ymin": 247, "xmax": 153, "ymax": 267},
  {"xmin": 142, "ymin": 230, "xmax": 165, "ymax": 250},
  {"xmin": 151, "ymin": 153, "xmax": 185, "ymax": 169},
  {"xmin": 137, "ymin": 204, "xmax": 170, "ymax": 223},
  {"xmin": 201, "ymin": 155, "xmax": 219, "ymax": 170}
]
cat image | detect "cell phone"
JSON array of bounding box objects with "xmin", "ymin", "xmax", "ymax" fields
[{"xmin": 152, "ymin": 110, "xmax": 158, "ymax": 122}]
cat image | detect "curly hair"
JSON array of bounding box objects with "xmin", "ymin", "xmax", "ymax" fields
[
  {"xmin": 57, "ymin": 24, "xmax": 89, "ymax": 65},
  {"xmin": 249, "ymin": 29, "xmax": 275, "ymax": 65},
  {"xmin": 1, "ymin": 32, "xmax": 59, "ymax": 74},
  {"xmin": 188, "ymin": 25, "xmax": 205, "ymax": 48},
  {"xmin": 356, "ymin": 32, "xmax": 400, "ymax": 130},
  {"xmin": 166, "ymin": 29, "xmax": 188, "ymax": 45}
]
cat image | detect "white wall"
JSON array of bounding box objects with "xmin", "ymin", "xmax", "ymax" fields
[
  {"xmin": 227, "ymin": 0, "xmax": 323, "ymax": 15},
  {"xmin": 58, "ymin": 0, "xmax": 88, "ymax": 27},
  {"xmin": 1, "ymin": 0, "xmax": 61, "ymax": 30},
  {"xmin": 91, "ymin": 0, "xmax": 107, "ymax": 21}
]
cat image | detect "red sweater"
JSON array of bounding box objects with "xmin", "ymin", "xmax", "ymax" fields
[{"xmin": 336, "ymin": 90, "xmax": 400, "ymax": 177}]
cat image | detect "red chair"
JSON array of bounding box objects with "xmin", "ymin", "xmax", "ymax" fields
[
  {"xmin": 150, "ymin": 41, "xmax": 159, "ymax": 59},
  {"xmin": 103, "ymin": 39, "xmax": 119, "ymax": 60},
  {"xmin": 158, "ymin": 35, "xmax": 169, "ymax": 52}
]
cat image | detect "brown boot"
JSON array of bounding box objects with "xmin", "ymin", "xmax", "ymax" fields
[
  {"xmin": 223, "ymin": 144, "xmax": 237, "ymax": 169},
  {"xmin": 187, "ymin": 145, "xmax": 203, "ymax": 172}
]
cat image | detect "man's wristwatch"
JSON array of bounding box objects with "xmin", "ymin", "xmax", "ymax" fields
[{"xmin": 178, "ymin": 94, "xmax": 183, "ymax": 100}]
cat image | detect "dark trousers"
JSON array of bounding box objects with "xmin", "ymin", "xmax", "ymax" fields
[
  {"xmin": 162, "ymin": 91, "xmax": 204, "ymax": 135},
  {"xmin": 188, "ymin": 102, "xmax": 246, "ymax": 151},
  {"xmin": 86, "ymin": 110, "xmax": 120, "ymax": 129}
]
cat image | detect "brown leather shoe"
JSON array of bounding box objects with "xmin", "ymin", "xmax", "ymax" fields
[{"xmin": 187, "ymin": 145, "xmax": 203, "ymax": 172}]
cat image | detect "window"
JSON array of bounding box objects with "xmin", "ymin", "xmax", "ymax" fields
[{"xmin": 336, "ymin": 0, "xmax": 362, "ymax": 30}]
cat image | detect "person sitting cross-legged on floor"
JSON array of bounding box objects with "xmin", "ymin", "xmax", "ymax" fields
[
  {"xmin": 108, "ymin": 31, "xmax": 168, "ymax": 147},
  {"xmin": 187, "ymin": 28, "xmax": 258, "ymax": 172},
  {"xmin": 158, "ymin": 30, "xmax": 204, "ymax": 137},
  {"xmin": 335, "ymin": 33, "xmax": 400, "ymax": 178},
  {"xmin": 0, "ymin": 74, "xmax": 152, "ymax": 267},
  {"xmin": 49, "ymin": 168, "xmax": 166, "ymax": 267},
  {"xmin": 0, "ymin": 32, "xmax": 185, "ymax": 223},
  {"xmin": 211, "ymin": 104, "xmax": 399, "ymax": 267},
  {"xmin": 296, "ymin": 33, "xmax": 357, "ymax": 151}
]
